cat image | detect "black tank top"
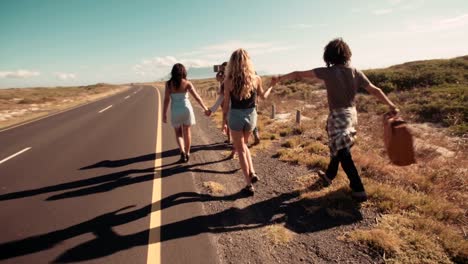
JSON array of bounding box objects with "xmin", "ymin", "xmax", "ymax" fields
[{"xmin": 231, "ymin": 87, "xmax": 256, "ymax": 109}]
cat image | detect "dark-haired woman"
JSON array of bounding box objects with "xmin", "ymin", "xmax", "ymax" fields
[
  {"xmin": 272, "ymin": 38, "xmax": 399, "ymax": 202},
  {"xmin": 163, "ymin": 63, "xmax": 209, "ymax": 162}
]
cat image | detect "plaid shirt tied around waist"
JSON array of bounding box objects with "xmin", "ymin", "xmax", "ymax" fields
[{"xmin": 326, "ymin": 107, "xmax": 358, "ymax": 157}]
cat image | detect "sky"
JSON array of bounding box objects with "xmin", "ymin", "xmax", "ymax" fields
[{"xmin": 1, "ymin": 0, "xmax": 467, "ymax": 88}]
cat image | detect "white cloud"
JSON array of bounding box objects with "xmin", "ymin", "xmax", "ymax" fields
[
  {"xmin": 133, "ymin": 56, "xmax": 215, "ymax": 76},
  {"xmin": 55, "ymin": 72, "xmax": 77, "ymax": 80},
  {"xmin": 134, "ymin": 40, "xmax": 295, "ymax": 76},
  {"xmin": 408, "ymin": 13, "xmax": 468, "ymax": 33},
  {"xmin": 373, "ymin": 9, "xmax": 393, "ymax": 15},
  {"xmin": 0, "ymin": 70, "xmax": 40, "ymax": 79}
]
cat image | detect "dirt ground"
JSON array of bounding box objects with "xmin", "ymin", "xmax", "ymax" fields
[{"xmin": 185, "ymin": 103, "xmax": 384, "ymax": 264}]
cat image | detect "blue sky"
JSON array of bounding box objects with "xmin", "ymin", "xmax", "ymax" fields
[{"xmin": 1, "ymin": 0, "xmax": 467, "ymax": 88}]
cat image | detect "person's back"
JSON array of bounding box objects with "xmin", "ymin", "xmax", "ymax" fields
[
  {"xmin": 169, "ymin": 79, "xmax": 189, "ymax": 99},
  {"xmin": 314, "ymin": 65, "xmax": 370, "ymax": 110},
  {"xmin": 230, "ymin": 82, "xmax": 257, "ymax": 109},
  {"xmin": 169, "ymin": 80, "xmax": 193, "ymax": 123}
]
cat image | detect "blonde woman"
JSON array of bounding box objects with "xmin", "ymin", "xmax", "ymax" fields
[{"xmin": 223, "ymin": 49, "xmax": 273, "ymax": 195}]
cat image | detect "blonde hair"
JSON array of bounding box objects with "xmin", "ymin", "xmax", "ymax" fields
[{"xmin": 225, "ymin": 49, "xmax": 256, "ymax": 100}]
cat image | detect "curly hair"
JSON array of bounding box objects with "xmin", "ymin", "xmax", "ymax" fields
[
  {"xmin": 167, "ymin": 63, "xmax": 187, "ymax": 90},
  {"xmin": 323, "ymin": 38, "xmax": 352, "ymax": 67},
  {"xmin": 225, "ymin": 49, "xmax": 256, "ymax": 100}
]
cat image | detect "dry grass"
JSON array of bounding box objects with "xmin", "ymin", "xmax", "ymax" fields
[
  {"xmin": 246, "ymin": 76, "xmax": 468, "ymax": 263},
  {"xmin": 263, "ymin": 224, "xmax": 294, "ymax": 245},
  {"xmin": 175, "ymin": 76, "xmax": 467, "ymax": 263},
  {"xmin": 0, "ymin": 83, "xmax": 127, "ymax": 129},
  {"xmin": 348, "ymin": 228, "xmax": 403, "ymax": 257},
  {"xmin": 202, "ymin": 181, "xmax": 225, "ymax": 194},
  {"xmin": 347, "ymin": 214, "xmax": 467, "ymax": 263}
]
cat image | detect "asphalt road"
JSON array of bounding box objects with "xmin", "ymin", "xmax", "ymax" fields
[{"xmin": 0, "ymin": 85, "xmax": 217, "ymax": 264}]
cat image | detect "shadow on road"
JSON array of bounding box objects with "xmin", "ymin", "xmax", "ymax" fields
[
  {"xmin": 0, "ymin": 183, "xmax": 362, "ymax": 263},
  {"xmin": 79, "ymin": 143, "xmax": 229, "ymax": 170},
  {"xmin": 0, "ymin": 156, "xmax": 235, "ymax": 202}
]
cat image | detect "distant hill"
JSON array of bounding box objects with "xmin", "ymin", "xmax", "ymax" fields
[
  {"xmin": 361, "ymin": 55, "xmax": 468, "ymax": 136},
  {"xmin": 364, "ymin": 55, "xmax": 468, "ymax": 93},
  {"xmin": 188, "ymin": 67, "xmax": 217, "ymax": 79}
]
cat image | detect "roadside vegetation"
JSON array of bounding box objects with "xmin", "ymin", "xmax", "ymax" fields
[
  {"xmin": 186, "ymin": 55, "xmax": 467, "ymax": 263},
  {"xmin": 0, "ymin": 83, "xmax": 127, "ymax": 129}
]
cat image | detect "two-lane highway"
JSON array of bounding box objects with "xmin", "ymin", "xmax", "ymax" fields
[
  {"xmin": 0, "ymin": 86, "xmax": 159, "ymax": 263},
  {"xmin": 0, "ymin": 85, "xmax": 219, "ymax": 264}
]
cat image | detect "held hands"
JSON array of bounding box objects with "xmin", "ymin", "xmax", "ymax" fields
[
  {"xmin": 389, "ymin": 105, "xmax": 400, "ymax": 116},
  {"xmin": 222, "ymin": 118, "xmax": 228, "ymax": 134},
  {"xmin": 205, "ymin": 109, "xmax": 212, "ymax": 117}
]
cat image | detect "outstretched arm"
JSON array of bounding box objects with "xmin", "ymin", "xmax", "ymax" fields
[
  {"xmin": 222, "ymin": 80, "xmax": 231, "ymax": 128},
  {"xmin": 188, "ymin": 83, "xmax": 209, "ymax": 111},
  {"xmin": 256, "ymin": 76, "xmax": 273, "ymax": 100},
  {"xmin": 274, "ymin": 70, "xmax": 316, "ymax": 84},
  {"xmin": 162, "ymin": 84, "xmax": 171, "ymax": 123},
  {"xmin": 364, "ymin": 83, "xmax": 399, "ymax": 112}
]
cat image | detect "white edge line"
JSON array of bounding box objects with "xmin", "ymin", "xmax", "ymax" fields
[
  {"xmin": 0, "ymin": 147, "xmax": 32, "ymax": 165},
  {"xmin": 0, "ymin": 87, "xmax": 133, "ymax": 133},
  {"xmin": 98, "ymin": 105, "xmax": 113, "ymax": 113},
  {"xmin": 147, "ymin": 86, "xmax": 162, "ymax": 264}
]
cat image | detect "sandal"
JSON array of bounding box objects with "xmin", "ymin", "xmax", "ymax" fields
[
  {"xmin": 241, "ymin": 184, "xmax": 255, "ymax": 196},
  {"xmin": 250, "ymin": 172, "xmax": 260, "ymax": 184},
  {"xmin": 179, "ymin": 153, "xmax": 187, "ymax": 163},
  {"xmin": 317, "ymin": 170, "xmax": 332, "ymax": 187}
]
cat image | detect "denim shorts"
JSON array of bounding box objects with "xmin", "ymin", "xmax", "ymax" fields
[{"xmin": 228, "ymin": 107, "xmax": 257, "ymax": 132}]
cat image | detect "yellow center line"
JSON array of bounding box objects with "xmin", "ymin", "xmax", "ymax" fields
[{"xmin": 147, "ymin": 86, "xmax": 162, "ymax": 264}]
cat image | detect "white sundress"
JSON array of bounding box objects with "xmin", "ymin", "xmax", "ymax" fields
[{"xmin": 170, "ymin": 92, "xmax": 196, "ymax": 128}]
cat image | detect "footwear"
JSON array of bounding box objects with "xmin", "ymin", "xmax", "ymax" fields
[
  {"xmin": 185, "ymin": 153, "xmax": 190, "ymax": 163},
  {"xmin": 179, "ymin": 153, "xmax": 187, "ymax": 163},
  {"xmin": 241, "ymin": 184, "xmax": 255, "ymax": 196},
  {"xmin": 250, "ymin": 172, "xmax": 260, "ymax": 184},
  {"xmin": 253, "ymin": 137, "xmax": 260, "ymax": 146},
  {"xmin": 317, "ymin": 170, "xmax": 332, "ymax": 187},
  {"xmin": 351, "ymin": 191, "xmax": 368, "ymax": 202}
]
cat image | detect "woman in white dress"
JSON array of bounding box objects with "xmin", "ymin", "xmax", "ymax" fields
[{"xmin": 163, "ymin": 63, "xmax": 209, "ymax": 162}]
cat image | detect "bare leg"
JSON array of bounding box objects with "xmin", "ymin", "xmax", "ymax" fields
[
  {"xmin": 174, "ymin": 127, "xmax": 185, "ymax": 154},
  {"xmin": 231, "ymin": 130, "xmax": 251, "ymax": 184},
  {"xmin": 243, "ymin": 131, "xmax": 255, "ymax": 175},
  {"xmin": 182, "ymin": 125, "xmax": 192, "ymax": 155}
]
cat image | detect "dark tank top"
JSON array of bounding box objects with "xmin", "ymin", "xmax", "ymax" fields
[{"xmin": 230, "ymin": 87, "xmax": 256, "ymax": 109}]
